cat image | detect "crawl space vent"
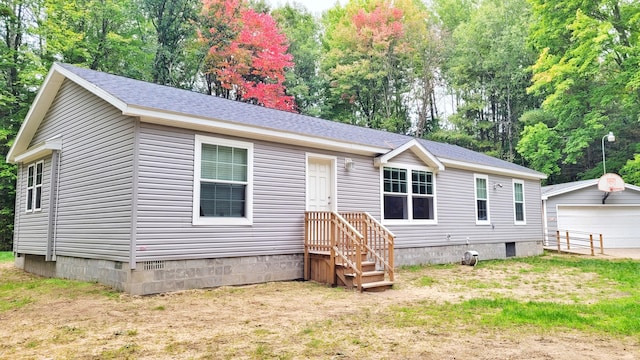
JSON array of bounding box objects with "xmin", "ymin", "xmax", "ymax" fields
[{"xmin": 142, "ymin": 260, "xmax": 165, "ymax": 270}]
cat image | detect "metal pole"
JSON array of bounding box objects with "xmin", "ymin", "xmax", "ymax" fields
[{"xmin": 602, "ymin": 134, "xmax": 607, "ymax": 174}]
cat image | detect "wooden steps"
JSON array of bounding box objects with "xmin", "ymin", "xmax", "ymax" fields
[
  {"xmin": 336, "ymin": 261, "xmax": 393, "ymax": 292},
  {"xmin": 304, "ymin": 211, "xmax": 395, "ymax": 292}
]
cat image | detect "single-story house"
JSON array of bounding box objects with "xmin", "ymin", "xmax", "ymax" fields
[
  {"xmin": 7, "ymin": 63, "xmax": 546, "ymax": 295},
  {"xmin": 542, "ymin": 179, "xmax": 640, "ymax": 248}
]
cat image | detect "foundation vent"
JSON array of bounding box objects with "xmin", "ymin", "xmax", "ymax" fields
[{"xmin": 142, "ymin": 260, "xmax": 165, "ymax": 270}]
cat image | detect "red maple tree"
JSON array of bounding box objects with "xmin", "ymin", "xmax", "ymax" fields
[{"xmin": 200, "ymin": 0, "xmax": 296, "ymax": 112}]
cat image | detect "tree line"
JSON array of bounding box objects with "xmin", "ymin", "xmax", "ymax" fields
[{"xmin": 1, "ymin": 0, "xmax": 639, "ymax": 250}]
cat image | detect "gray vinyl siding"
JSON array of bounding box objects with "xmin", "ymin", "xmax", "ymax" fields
[
  {"xmin": 135, "ymin": 124, "xmax": 543, "ymax": 261},
  {"xmin": 544, "ymin": 186, "xmax": 640, "ymax": 237},
  {"xmin": 384, "ymin": 168, "xmax": 543, "ymax": 248},
  {"xmin": 136, "ymin": 123, "xmax": 305, "ymax": 260},
  {"xmin": 135, "ymin": 123, "xmax": 385, "ymax": 261},
  {"xmin": 336, "ymin": 153, "xmax": 380, "ymax": 218},
  {"xmin": 22, "ymin": 80, "xmax": 134, "ymax": 261},
  {"xmin": 14, "ymin": 157, "xmax": 51, "ymax": 255}
]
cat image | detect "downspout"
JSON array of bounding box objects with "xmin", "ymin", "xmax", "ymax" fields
[
  {"xmin": 129, "ymin": 119, "xmax": 140, "ymax": 270},
  {"xmin": 46, "ymin": 149, "xmax": 62, "ymax": 261},
  {"xmin": 13, "ymin": 163, "xmax": 22, "ymax": 255},
  {"xmin": 542, "ymin": 199, "xmax": 548, "ymax": 246}
]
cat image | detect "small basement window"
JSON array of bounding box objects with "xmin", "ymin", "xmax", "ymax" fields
[{"xmin": 506, "ymin": 242, "xmax": 516, "ymax": 258}]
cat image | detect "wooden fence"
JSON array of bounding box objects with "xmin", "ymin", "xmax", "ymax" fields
[{"xmin": 553, "ymin": 230, "xmax": 604, "ymax": 256}]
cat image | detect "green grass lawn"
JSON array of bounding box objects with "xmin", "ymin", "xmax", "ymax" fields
[
  {"xmin": 392, "ymin": 255, "xmax": 640, "ymax": 336},
  {"xmin": 0, "ymin": 251, "xmax": 13, "ymax": 263}
]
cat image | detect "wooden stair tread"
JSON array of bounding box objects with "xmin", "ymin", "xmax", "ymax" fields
[
  {"xmin": 361, "ymin": 280, "xmax": 394, "ymax": 290},
  {"xmin": 345, "ymin": 270, "xmax": 384, "ymax": 278}
]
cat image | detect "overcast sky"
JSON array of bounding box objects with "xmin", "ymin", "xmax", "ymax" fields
[{"xmin": 267, "ymin": 0, "xmax": 345, "ymax": 15}]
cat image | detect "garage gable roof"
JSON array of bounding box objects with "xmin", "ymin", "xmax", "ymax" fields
[{"xmin": 542, "ymin": 179, "xmax": 640, "ymax": 200}]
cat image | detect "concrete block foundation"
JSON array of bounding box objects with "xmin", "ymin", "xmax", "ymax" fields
[
  {"xmin": 18, "ymin": 253, "xmax": 304, "ymax": 295},
  {"xmin": 394, "ymin": 240, "xmax": 543, "ymax": 267},
  {"xmin": 16, "ymin": 241, "xmax": 542, "ymax": 295}
]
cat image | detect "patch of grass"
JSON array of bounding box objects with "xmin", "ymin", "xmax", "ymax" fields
[
  {"xmin": 253, "ymin": 328, "xmax": 273, "ymax": 336},
  {"xmin": 153, "ymin": 305, "xmax": 166, "ymax": 311},
  {"xmin": 0, "ymin": 268, "xmax": 119, "ymax": 312},
  {"xmin": 52, "ymin": 325, "xmax": 85, "ymax": 344},
  {"xmin": 0, "ymin": 252, "xmax": 13, "ymax": 263},
  {"xmin": 100, "ymin": 343, "xmax": 139, "ymax": 359},
  {"xmin": 418, "ymin": 276, "xmax": 437, "ymax": 287}
]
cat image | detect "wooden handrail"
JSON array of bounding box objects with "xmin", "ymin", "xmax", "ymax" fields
[
  {"xmin": 339, "ymin": 212, "xmax": 395, "ymax": 282},
  {"xmin": 305, "ymin": 211, "xmax": 365, "ymax": 290},
  {"xmin": 305, "ymin": 211, "xmax": 395, "ymax": 290}
]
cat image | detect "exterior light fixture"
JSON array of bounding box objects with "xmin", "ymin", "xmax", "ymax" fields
[{"xmin": 601, "ymin": 131, "xmax": 615, "ymax": 174}]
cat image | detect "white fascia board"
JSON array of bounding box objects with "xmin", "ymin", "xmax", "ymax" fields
[
  {"xmin": 625, "ymin": 183, "xmax": 640, "ymax": 192},
  {"xmin": 127, "ymin": 105, "xmax": 386, "ymax": 156},
  {"xmin": 6, "ymin": 67, "xmax": 64, "ymax": 163},
  {"xmin": 541, "ymin": 180, "xmax": 640, "ymax": 200},
  {"xmin": 374, "ymin": 139, "xmax": 445, "ymax": 172},
  {"xmin": 13, "ymin": 136, "xmax": 63, "ymax": 164},
  {"xmin": 7, "ymin": 63, "xmax": 128, "ymax": 164},
  {"xmin": 441, "ymin": 158, "xmax": 547, "ymax": 181},
  {"xmin": 540, "ymin": 180, "xmax": 598, "ymax": 200}
]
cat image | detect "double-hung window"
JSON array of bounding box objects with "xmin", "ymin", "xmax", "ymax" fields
[
  {"xmin": 474, "ymin": 174, "xmax": 489, "ymax": 224},
  {"xmin": 383, "ymin": 166, "xmax": 435, "ymax": 223},
  {"xmin": 193, "ymin": 135, "xmax": 253, "ymax": 225},
  {"xmin": 513, "ymin": 180, "xmax": 526, "ymax": 224},
  {"xmin": 26, "ymin": 161, "xmax": 44, "ymax": 212}
]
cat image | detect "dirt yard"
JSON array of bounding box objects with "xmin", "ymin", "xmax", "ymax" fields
[{"xmin": 1, "ymin": 257, "xmax": 639, "ymax": 360}]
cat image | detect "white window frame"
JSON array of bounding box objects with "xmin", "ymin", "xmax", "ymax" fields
[
  {"xmin": 513, "ymin": 179, "xmax": 526, "ymax": 225},
  {"xmin": 25, "ymin": 160, "xmax": 44, "ymax": 213},
  {"xmin": 192, "ymin": 135, "xmax": 253, "ymax": 226},
  {"xmin": 474, "ymin": 174, "xmax": 490, "ymax": 225},
  {"xmin": 380, "ymin": 163, "xmax": 437, "ymax": 225}
]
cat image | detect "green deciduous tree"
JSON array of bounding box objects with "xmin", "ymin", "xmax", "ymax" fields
[
  {"xmin": 320, "ymin": 0, "xmax": 431, "ymax": 133},
  {"xmin": 435, "ymin": 0, "xmax": 539, "ymax": 160},
  {"xmin": 620, "ymin": 154, "xmax": 640, "ymax": 186},
  {"xmin": 271, "ymin": 2, "xmax": 323, "ymax": 116},
  {"xmin": 0, "ymin": 0, "xmax": 44, "ymax": 250},
  {"xmin": 142, "ymin": 0, "xmax": 199, "ymax": 87},
  {"xmin": 38, "ymin": 0, "xmax": 153, "ymax": 78},
  {"xmin": 527, "ymin": 0, "xmax": 640, "ymax": 181}
]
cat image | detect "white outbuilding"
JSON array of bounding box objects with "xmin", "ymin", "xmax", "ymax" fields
[{"xmin": 542, "ymin": 179, "xmax": 640, "ymax": 249}]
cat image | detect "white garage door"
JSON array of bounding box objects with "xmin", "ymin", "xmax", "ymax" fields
[{"xmin": 557, "ymin": 206, "xmax": 640, "ymax": 248}]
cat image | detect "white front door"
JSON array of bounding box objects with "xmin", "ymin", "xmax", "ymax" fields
[{"xmin": 307, "ymin": 157, "xmax": 334, "ymax": 211}]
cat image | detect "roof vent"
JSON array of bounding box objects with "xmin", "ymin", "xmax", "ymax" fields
[{"xmin": 461, "ymin": 250, "xmax": 479, "ymax": 266}]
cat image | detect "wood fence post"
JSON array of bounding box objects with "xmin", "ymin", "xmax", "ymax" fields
[
  {"xmin": 589, "ymin": 234, "xmax": 594, "ymax": 256},
  {"xmin": 556, "ymin": 231, "xmax": 561, "ymax": 252},
  {"xmin": 599, "ymin": 234, "xmax": 604, "ymax": 255},
  {"xmin": 566, "ymin": 231, "xmax": 570, "ymax": 250}
]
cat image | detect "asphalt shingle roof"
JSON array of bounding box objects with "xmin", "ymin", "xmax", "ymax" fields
[{"xmin": 60, "ymin": 63, "xmax": 543, "ymax": 177}]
